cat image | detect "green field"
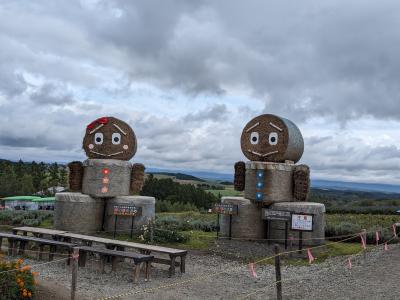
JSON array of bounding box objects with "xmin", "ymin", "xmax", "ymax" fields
[{"xmin": 206, "ymin": 186, "xmax": 242, "ymax": 197}]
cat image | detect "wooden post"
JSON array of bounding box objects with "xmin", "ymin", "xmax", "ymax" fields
[
  {"xmin": 130, "ymin": 216, "xmax": 135, "ymax": 239},
  {"xmin": 274, "ymin": 244, "xmax": 282, "ymax": 300},
  {"xmin": 150, "ymin": 220, "xmax": 154, "ymax": 244},
  {"xmin": 362, "ymin": 229, "xmax": 367, "ymax": 262},
  {"xmin": 216, "ymin": 213, "xmax": 220, "ymax": 240},
  {"xmin": 71, "ymin": 247, "xmax": 79, "ymax": 300},
  {"xmin": 114, "ymin": 215, "xmax": 118, "ymax": 239},
  {"xmin": 284, "ymin": 222, "xmax": 288, "ymax": 250},
  {"xmin": 288, "ymin": 234, "xmax": 293, "ymax": 258},
  {"xmin": 298, "ymin": 231, "xmax": 303, "ymax": 253},
  {"xmin": 229, "ymin": 214, "xmax": 233, "ymax": 240}
]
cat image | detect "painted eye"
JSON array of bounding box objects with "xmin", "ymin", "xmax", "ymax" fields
[
  {"xmin": 112, "ymin": 133, "xmax": 121, "ymax": 145},
  {"xmin": 94, "ymin": 132, "xmax": 103, "ymax": 145},
  {"xmin": 250, "ymin": 132, "xmax": 259, "ymax": 145},
  {"xmin": 269, "ymin": 132, "xmax": 278, "ymax": 145}
]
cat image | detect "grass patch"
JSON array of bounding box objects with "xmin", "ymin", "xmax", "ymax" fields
[
  {"xmin": 164, "ymin": 230, "xmax": 216, "ymax": 250},
  {"xmin": 265, "ymin": 242, "xmax": 364, "ymax": 266},
  {"xmin": 158, "ymin": 211, "xmax": 216, "ymax": 222},
  {"xmin": 38, "ymin": 217, "xmax": 53, "ymax": 229},
  {"xmin": 206, "ymin": 186, "xmax": 243, "ymax": 198}
]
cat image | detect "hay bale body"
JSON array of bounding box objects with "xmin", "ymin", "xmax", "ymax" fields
[
  {"xmin": 82, "ymin": 159, "xmax": 131, "ymax": 198},
  {"xmin": 269, "ymin": 202, "xmax": 325, "ymax": 246},
  {"xmin": 54, "ymin": 192, "xmax": 104, "ymax": 233},
  {"xmin": 219, "ymin": 197, "xmax": 265, "ymax": 239},
  {"xmin": 103, "ymin": 196, "xmax": 155, "ymax": 235},
  {"xmin": 244, "ymin": 161, "xmax": 294, "ymax": 204}
]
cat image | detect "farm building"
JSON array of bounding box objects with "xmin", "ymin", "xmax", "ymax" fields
[
  {"xmin": 32, "ymin": 197, "xmax": 56, "ymax": 210},
  {"xmin": 0, "ymin": 196, "xmax": 55, "ymax": 211}
]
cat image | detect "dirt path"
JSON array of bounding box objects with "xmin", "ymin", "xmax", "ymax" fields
[{"xmin": 31, "ymin": 243, "xmax": 399, "ymax": 300}]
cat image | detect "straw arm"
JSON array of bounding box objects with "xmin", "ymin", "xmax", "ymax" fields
[
  {"xmin": 131, "ymin": 163, "xmax": 145, "ymax": 194},
  {"xmin": 67, "ymin": 161, "xmax": 84, "ymax": 192},
  {"xmin": 234, "ymin": 161, "xmax": 246, "ymax": 191}
]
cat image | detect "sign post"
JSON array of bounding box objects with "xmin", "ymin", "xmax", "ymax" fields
[
  {"xmin": 262, "ymin": 209, "xmax": 291, "ymax": 249},
  {"xmin": 112, "ymin": 205, "xmax": 142, "ymax": 238},
  {"xmin": 290, "ymin": 213, "xmax": 314, "ymax": 252},
  {"xmin": 213, "ymin": 203, "xmax": 239, "ymax": 240}
]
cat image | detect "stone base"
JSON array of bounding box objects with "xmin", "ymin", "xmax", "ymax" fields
[
  {"xmin": 103, "ymin": 196, "xmax": 155, "ymax": 235},
  {"xmin": 219, "ymin": 197, "xmax": 265, "ymax": 239},
  {"xmin": 54, "ymin": 192, "xmax": 105, "ymax": 234},
  {"xmin": 269, "ymin": 202, "xmax": 325, "ymax": 246}
]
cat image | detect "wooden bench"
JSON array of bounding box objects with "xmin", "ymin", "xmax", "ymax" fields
[
  {"xmin": 11, "ymin": 228, "xmax": 188, "ymax": 277},
  {"xmin": 0, "ymin": 232, "xmax": 76, "ymax": 261},
  {"xmin": 77, "ymin": 246, "xmax": 153, "ymax": 283},
  {"xmin": 13, "ymin": 227, "xmax": 67, "ymax": 240},
  {"xmin": 58, "ymin": 233, "xmax": 187, "ymax": 277}
]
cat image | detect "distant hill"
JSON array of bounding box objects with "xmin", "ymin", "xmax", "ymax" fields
[
  {"xmin": 146, "ymin": 167, "xmax": 400, "ymax": 194},
  {"xmin": 312, "ymin": 179, "xmax": 400, "ymax": 194},
  {"xmin": 149, "ymin": 172, "xmax": 206, "ymax": 182}
]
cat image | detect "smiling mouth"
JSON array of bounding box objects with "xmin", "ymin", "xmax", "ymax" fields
[
  {"xmin": 90, "ymin": 150, "xmax": 124, "ymax": 157},
  {"xmin": 247, "ymin": 149, "xmax": 279, "ymax": 157}
]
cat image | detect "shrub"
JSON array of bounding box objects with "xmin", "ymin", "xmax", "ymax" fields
[
  {"xmin": 0, "ymin": 257, "xmax": 37, "ymax": 300},
  {"xmin": 0, "ymin": 211, "xmax": 52, "ymax": 226},
  {"xmin": 155, "ymin": 200, "xmax": 199, "ymax": 213},
  {"xmin": 325, "ymin": 214, "xmax": 398, "ymax": 244},
  {"xmin": 142, "ymin": 225, "xmax": 189, "ymax": 244},
  {"xmin": 154, "ymin": 215, "xmax": 217, "ymax": 232}
]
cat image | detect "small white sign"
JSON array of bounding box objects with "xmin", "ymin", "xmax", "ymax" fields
[{"xmin": 291, "ymin": 214, "xmax": 313, "ymax": 231}]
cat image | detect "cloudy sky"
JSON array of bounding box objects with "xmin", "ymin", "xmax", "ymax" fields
[{"xmin": 1, "ymin": 0, "xmax": 400, "ymax": 184}]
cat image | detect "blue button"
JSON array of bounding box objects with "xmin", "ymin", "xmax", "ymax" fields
[
  {"xmin": 257, "ymin": 182, "xmax": 264, "ymax": 189},
  {"xmin": 256, "ymin": 192, "xmax": 263, "ymax": 201},
  {"xmin": 257, "ymin": 170, "xmax": 264, "ymax": 179}
]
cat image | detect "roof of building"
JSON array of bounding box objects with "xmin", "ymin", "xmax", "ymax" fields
[
  {"xmin": 32, "ymin": 197, "xmax": 56, "ymax": 202},
  {"xmin": 1, "ymin": 196, "xmax": 42, "ymax": 201}
]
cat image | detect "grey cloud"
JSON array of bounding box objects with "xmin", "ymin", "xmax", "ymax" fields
[
  {"xmin": 1, "ymin": 0, "xmax": 400, "ymax": 185},
  {"xmin": 2, "ymin": 1, "xmax": 400, "ymax": 121},
  {"xmin": 184, "ymin": 104, "xmax": 227, "ymax": 122},
  {"xmin": 30, "ymin": 83, "xmax": 75, "ymax": 106}
]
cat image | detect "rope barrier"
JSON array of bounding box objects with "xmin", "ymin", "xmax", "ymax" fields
[
  {"xmin": 96, "ymin": 224, "xmax": 398, "ymax": 300},
  {"xmin": 2, "ymin": 222, "xmax": 398, "ymax": 299},
  {"xmin": 239, "ymin": 234, "xmax": 399, "ymax": 299},
  {"xmin": 96, "ymin": 232, "xmax": 364, "ymax": 300}
]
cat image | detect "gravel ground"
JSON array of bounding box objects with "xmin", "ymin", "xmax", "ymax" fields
[{"xmin": 20, "ymin": 241, "xmax": 399, "ymax": 300}]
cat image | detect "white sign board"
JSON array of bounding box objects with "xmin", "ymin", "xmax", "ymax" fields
[{"xmin": 291, "ymin": 214, "xmax": 313, "ymax": 231}]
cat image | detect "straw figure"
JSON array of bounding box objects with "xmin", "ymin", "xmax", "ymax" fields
[
  {"xmin": 234, "ymin": 114, "xmax": 310, "ymax": 204},
  {"xmin": 68, "ymin": 117, "xmax": 145, "ymax": 196}
]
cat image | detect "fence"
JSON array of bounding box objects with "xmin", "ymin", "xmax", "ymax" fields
[{"xmin": 0, "ymin": 223, "xmax": 398, "ymax": 300}]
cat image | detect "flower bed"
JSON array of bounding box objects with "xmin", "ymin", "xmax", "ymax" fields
[{"xmin": 0, "ymin": 256, "xmax": 37, "ymax": 299}]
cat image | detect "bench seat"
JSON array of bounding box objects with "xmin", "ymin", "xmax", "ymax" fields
[{"xmin": 77, "ymin": 246, "xmax": 153, "ymax": 282}]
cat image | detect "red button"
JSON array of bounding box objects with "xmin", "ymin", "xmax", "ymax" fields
[{"xmin": 102, "ymin": 168, "xmax": 110, "ymax": 175}]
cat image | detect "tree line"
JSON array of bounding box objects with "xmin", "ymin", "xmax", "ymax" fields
[
  {"xmin": 0, "ymin": 159, "xmax": 67, "ymax": 197},
  {"xmin": 141, "ymin": 174, "xmax": 218, "ymax": 209},
  {"xmin": 0, "ymin": 160, "xmax": 218, "ymax": 210}
]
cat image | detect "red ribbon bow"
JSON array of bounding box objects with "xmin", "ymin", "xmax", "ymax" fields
[{"xmin": 87, "ymin": 117, "xmax": 109, "ymax": 130}]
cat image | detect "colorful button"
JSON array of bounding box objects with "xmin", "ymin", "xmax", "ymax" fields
[
  {"xmin": 256, "ymin": 192, "xmax": 263, "ymax": 201},
  {"xmin": 257, "ymin": 182, "xmax": 264, "ymax": 189},
  {"xmin": 256, "ymin": 170, "xmax": 264, "ymax": 179},
  {"xmin": 102, "ymin": 168, "xmax": 110, "ymax": 175}
]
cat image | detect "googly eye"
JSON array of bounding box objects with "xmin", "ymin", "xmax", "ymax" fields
[
  {"xmin": 112, "ymin": 132, "xmax": 121, "ymax": 145},
  {"xmin": 269, "ymin": 132, "xmax": 278, "ymax": 145},
  {"xmin": 250, "ymin": 132, "xmax": 259, "ymax": 145},
  {"xmin": 94, "ymin": 132, "xmax": 103, "ymax": 145}
]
